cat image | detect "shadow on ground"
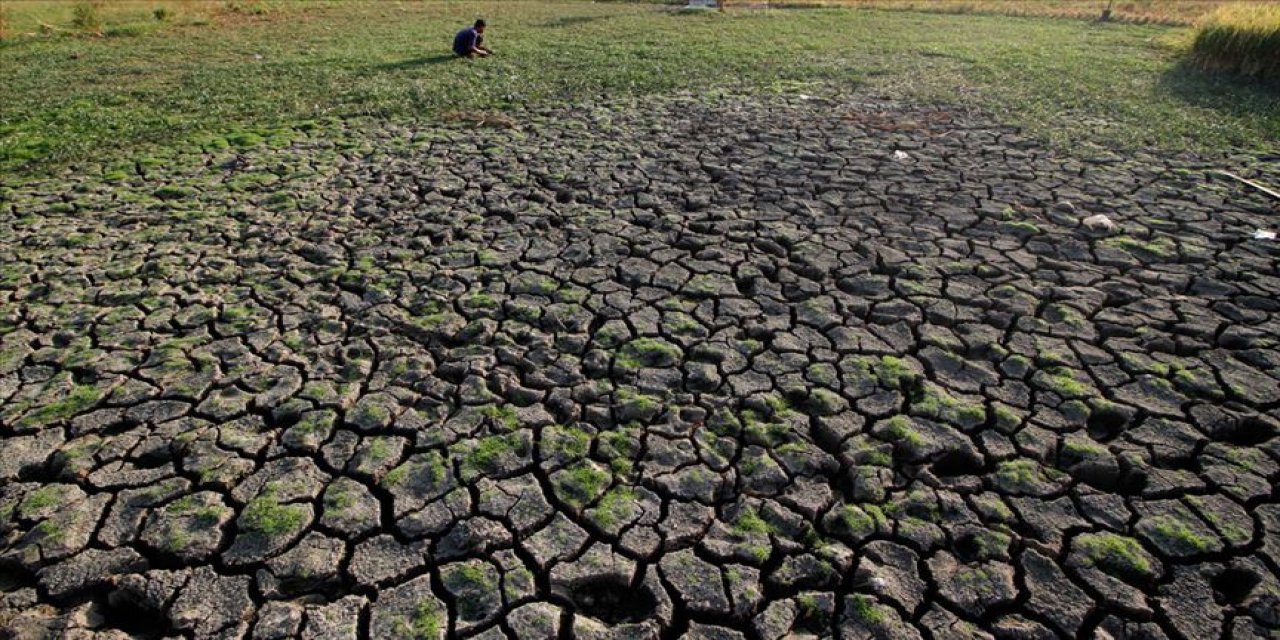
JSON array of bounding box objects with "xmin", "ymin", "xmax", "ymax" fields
[
  {"xmin": 374, "ymin": 54, "xmax": 456, "ymax": 70},
  {"xmin": 541, "ymin": 15, "xmax": 611, "ymax": 28},
  {"xmin": 1158, "ymin": 63, "xmax": 1280, "ymax": 146}
]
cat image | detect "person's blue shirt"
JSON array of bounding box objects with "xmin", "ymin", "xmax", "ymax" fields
[{"xmin": 453, "ymin": 27, "xmax": 478, "ymax": 56}]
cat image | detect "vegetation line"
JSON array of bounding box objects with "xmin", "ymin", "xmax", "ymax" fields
[{"xmin": 0, "ymin": 1, "xmax": 1276, "ymax": 177}]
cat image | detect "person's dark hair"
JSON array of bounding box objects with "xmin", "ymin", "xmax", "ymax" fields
[{"xmin": 474, "ymin": 19, "xmax": 486, "ymax": 28}]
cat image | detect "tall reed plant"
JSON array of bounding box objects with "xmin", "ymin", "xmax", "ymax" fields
[{"xmin": 1191, "ymin": 3, "xmax": 1280, "ymax": 80}]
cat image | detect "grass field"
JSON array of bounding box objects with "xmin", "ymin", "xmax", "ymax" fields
[
  {"xmin": 756, "ymin": 1, "xmax": 1245, "ymax": 25},
  {"xmin": 1, "ymin": 1, "xmax": 1277, "ymax": 176}
]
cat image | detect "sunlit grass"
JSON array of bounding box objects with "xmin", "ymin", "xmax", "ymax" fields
[
  {"xmin": 0, "ymin": 0, "xmax": 281, "ymax": 38},
  {"xmin": 1, "ymin": 1, "xmax": 1276, "ymax": 176},
  {"xmin": 757, "ymin": 0, "xmax": 1239, "ymax": 25},
  {"xmin": 1190, "ymin": 2, "xmax": 1280, "ymax": 79}
]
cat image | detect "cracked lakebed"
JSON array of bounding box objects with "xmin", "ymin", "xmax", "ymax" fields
[{"xmin": 1, "ymin": 91, "xmax": 1279, "ymax": 639}]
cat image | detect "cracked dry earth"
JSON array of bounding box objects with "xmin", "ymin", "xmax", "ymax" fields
[{"xmin": 1, "ymin": 91, "xmax": 1279, "ymax": 640}]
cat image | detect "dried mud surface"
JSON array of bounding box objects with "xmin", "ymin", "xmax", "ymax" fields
[{"xmin": 1, "ymin": 92, "xmax": 1279, "ymax": 639}]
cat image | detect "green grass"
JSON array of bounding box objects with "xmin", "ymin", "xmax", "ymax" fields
[
  {"xmin": 731, "ymin": 507, "xmax": 774, "ymax": 536},
  {"xmin": 910, "ymin": 383, "xmax": 986, "ymax": 427},
  {"xmin": 17, "ymin": 383, "xmax": 104, "ymax": 428},
  {"xmin": 1, "ymin": 1, "xmax": 1276, "ymax": 176},
  {"xmin": 881, "ymin": 415, "xmax": 926, "ymax": 450},
  {"xmin": 794, "ymin": 0, "xmax": 1230, "ymax": 25},
  {"xmin": 1076, "ymin": 531, "xmax": 1155, "ymax": 581},
  {"xmin": 553, "ymin": 461, "xmax": 611, "ymax": 509},
  {"xmin": 618, "ymin": 337, "xmax": 683, "ymax": 369},
  {"xmin": 850, "ymin": 355, "xmax": 920, "ymax": 390},
  {"xmin": 1147, "ymin": 515, "xmax": 1214, "ymax": 552},
  {"xmin": 464, "ymin": 433, "xmax": 522, "ymax": 473},
  {"xmin": 166, "ymin": 495, "xmax": 227, "ymax": 526},
  {"xmin": 848, "ymin": 594, "xmax": 886, "ymax": 625},
  {"xmin": 1190, "ymin": 3, "xmax": 1280, "ymax": 80},
  {"xmin": 1102, "ymin": 234, "xmax": 1178, "ymax": 259},
  {"xmin": 444, "ymin": 562, "xmax": 497, "ymax": 620},
  {"xmin": 19, "ymin": 486, "xmax": 64, "ymax": 513},
  {"xmin": 240, "ymin": 485, "xmax": 307, "ymax": 538},
  {"xmin": 836, "ymin": 504, "xmax": 878, "ymax": 537},
  {"xmin": 411, "ymin": 600, "xmax": 443, "ymax": 639},
  {"xmin": 592, "ymin": 485, "xmax": 637, "ymax": 527},
  {"xmin": 480, "ymin": 404, "xmax": 519, "ymax": 431},
  {"xmin": 1039, "ymin": 366, "xmax": 1093, "ymax": 398},
  {"xmin": 994, "ymin": 459, "xmax": 1052, "ymax": 492}
]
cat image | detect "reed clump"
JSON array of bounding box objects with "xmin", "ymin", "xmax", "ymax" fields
[{"xmin": 1190, "ymin": 2, "xmax": 1280, "ymax": 80}]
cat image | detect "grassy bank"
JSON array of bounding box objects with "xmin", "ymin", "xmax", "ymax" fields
[
  {"xmin": 1, "ymin": 1, "xmax": 1277, "ymax": 176},
  {"xmin": 0, "ymin": 1, "xmax": 282, "ymax": 39},
  {"xmin": 756, "ymin": 0, "xmax": 1235, "ymax": 26},
  {"xmin": 1190, "ymin": 3, "xmax": 1280, "ymax": 79}
]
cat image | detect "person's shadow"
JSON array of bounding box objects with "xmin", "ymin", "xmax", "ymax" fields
[{"xmin": 375, "ymin": 54, "xmax": 456, "ymax": 70}]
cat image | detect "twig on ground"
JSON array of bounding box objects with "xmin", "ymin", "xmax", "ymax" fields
[{"xmin": 1212, "ymin": 170, "xmax": 1280, "ymax": 203}]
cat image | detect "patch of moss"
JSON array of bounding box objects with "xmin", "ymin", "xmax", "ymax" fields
[
  {"xmin": 1039, "ymin": 366, "xmax": 1091, "ymax": 398},
  {"xmin": 353, "ymin": 401, "xmax": 390, "ymax": 426},
  {"xmin": 465, "ymin": 434, "xmax": 521, "ymax": 473},
  {"xmin": 850, "ymin": 438, "xmax": 893, "ymax": 467},
  {"xmin": 910, "ymin": 383, "xmax": 986, "ymax": 426},
  {"xmin": 795, "ymin": 593, "xmax": 829, "ymax": 625},
  {"xmin": 999, "ymin": 220, "xmax": 1041, "ymax": 236},
  {"xmin": 1103, "ymin": 235, "xmax": 1177, "ymax": 259},
  {"xmin": 294, "ymin": 410, "xmax": 334, "ymax": 437},
  {"xmin": 1148, "ymin": 515, "xmax": 1213, "ymax": 553},
  {"xmin": 323, "ymin": 485, "xmax": 355, "ymax": 512},
  {"xmin": 410, "ymin": 600, "xmax": 442, "ymax": 639},
  {"xmin": 1077, "ymin": 532, "xmax": 1154, "ymax": 580},
  {"xmin": 556, "ymin": 285, "xmax": 588, "ymax": 304},
  {"xmin": 383, "ymin": 453, "xmax": 447, "ymax": 488},
  {"xmin": 617, "ymin": 388, "xmax": 663, "ymax": 413},
  {"xmin": 153, "ymin": 185, "xmax": 195, "ymax": 201},
  {"xmin": 962, "ymin": 530, "xmax": 1011, "ymax": 561},
  {"xmin": 896, "ymin": 278, "xmax": 932, "ymax": 296},
  {"xmin": 227, "ymin": 131, "xmax": 265, "ymax": 148},
  {"xmin": 448, "ymin": 564, "xmax": 494, "ymax": 618},
  {"xmin": 872, "ymin": 355, "xmax": 918, "ymax": 389},
  {"xmin": 889, "ymin": 490, "xmax": 941, "ymax": 522},
  {"xmin": 240, "ymin": 485, "xmax": 306, "ymax": 538},
  {"xmin": 806, "ymin": 363, "xmax": 838, "ymax": 386},
  {"xmin": 544, "ymin": 425, "xmax": 592, "ymax": 459},
  {"xmin": 464, "ymin": 293, "xmax": 498, "ymax": 309},
  {"xmin": 20, "ymin": 486, "xmax": 63, "ymax": 513},
  {"xmin": 837, "ymin": 504, "xmax": 877, "ymax": 537},
  {"xmin": 849, "ymin": 594, "xmax": 885, "ymax": 625},
  {"xmin": 19, "ymin": 384, "xmax": 104, "ymax": 428},
  {"xmin": 881, "ymin": 415, "xmax": 927, "ymax": 451},
  {"xmin": 972, "ymin": 493, "xmax": 1016, "ymax": 523},
  {"xmin": 261, "ymin": 191, "xmax": 295, "ymax": 211},
  {"xmin": 1120, "ymin": 352, "xmax": 1174, "ymax": 378},
  {"xmin": 741, "ymin": 409, "xmax": 789, "ymax": 446},
  {"xmin": 592, "ymin": 486, "xmax": 637, "ymax": 528},
  {"xmin": 617, "ymin": 337, "xmax": 682, "ymax": 368},
  {"xmin": 167, "ymin": 495, "xmax": 222, "ymax": 524},
  {"xmin": 994, "ymin": 459, "xmax": 1053, "ymax": 492},
  {"xmin": 764, "ymin": 394, "xmax": 797, "ymax": 419},
  {"xmin": 481, "ymin": 404, "xmax": 519, "ymax": 431},
  {"xmin": 365, "ymin": 437, "xmax": 398, "ymax": 463},
  {"xmin": 732, "ymin": 507, "xmax": 774, "ymax": 537},
  {"xmin": 554, "ymin": 462, "xmax": 611, "ymax": 509},
  {"xmin": 597, "ymin": 428, "xmax": 638, "ymax": 460},
  {"xmin": 32, "ymin": 519, "xmax": 65, "ymax": 545},
  {"xmin": 992, "ymin": 403, "xmax": 1023, "ymax": 432}
]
